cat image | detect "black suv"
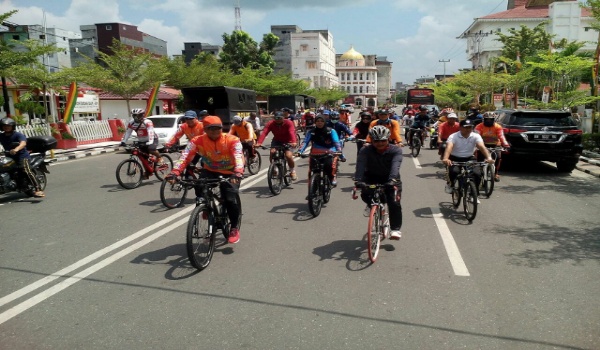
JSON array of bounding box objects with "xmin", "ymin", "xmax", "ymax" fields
[{"xmin": 495, "ymin": 109, "xmax": 583, "ymax": 172}]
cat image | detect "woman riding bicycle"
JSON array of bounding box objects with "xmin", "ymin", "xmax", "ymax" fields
[
  {"xmin": 354, "ymin": 125, "xmax": 403, "ymax": 240},
  {"xmin": 297, "ymin": 115, "xmax": 344, "ymax": 187}
]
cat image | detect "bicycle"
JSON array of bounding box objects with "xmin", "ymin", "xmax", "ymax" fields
[
  {"xmin": 116, "ymin": 142, "xmax": 173, "ymax": 189},
  {"xmin": 243, "ymin": 143, "xmax": 262, "ymax": 175},
  {"xmin": 181, "ymin": 176, "xmax": 241, "ymax": 271},
  {"xmin": 259, "ymin": 145, "xmax": 293, "ymax": 195},
  {"xmin": 448, "ymin": 161, "xmax": 486, "ymax": 222},
  {"xmin": 479, "ymin": 146, "xmax": 503, "ymax": 198},
  {"xmin": 301, "ymin": 152, "xmax": 341, "ymax": 217},
  {"xmin": 352, "ymin": 183, "xmax": 399, "ymax": 263},
  {"xmin": 159, "ymin": 163, "xmax": 203, "ymax": 209},
  {"xmin": 408, "ymin": 127, "xmax": 425, "ymax": 157}
]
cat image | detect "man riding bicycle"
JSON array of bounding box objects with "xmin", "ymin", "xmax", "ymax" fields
[
  {"xmin": 474, "ymin": 112, "xmax": 510, "ymax": 182},
  {"xmin": 353, "ymin": 112, "xmax": 372, "ymax": 155},
  {"xmin": 229, "ymin": 115, "xmax": 257, "ymax": 159},
  {"xmin": 327, "ymin": 112, "xmax": 353, "ymax": 147},
  {"xmin": 366, "ymin": 109, "xmax": 403, "ymax": 145},
  {"xmin": 168, "ymin": 116, "xmax": 244, "ymax": 244},
  {"xmin": 354, "ymin": 125, "xmax": 403, "ymax": 240},
  {"xmin": 255, "ymin": 111, "xmax": 298, "ymax": 180},
  {"xmin": 297, "ymin": 114, "xmax": 344, "ymax": 187},
  {"xmin": 407, "ymin": 105, "xmax": 430, "ymax": 148},
  {"xmin": 437, "ymin": 112, "xmax": 460, "ymax": 159},
  {"xmin": 442, "ymin": 119, "xmax": 494, "ymax": 194},
  {"xmin": 165, "ymin": 110, "xmax": 204, "ymax": 151},
  {"xmin": 301, "ymin": 111, "xmax": 316, "ymax": 132},
  {"xmin": 121, "ymin": 108, "xmax": 164, "ymax": 177}
]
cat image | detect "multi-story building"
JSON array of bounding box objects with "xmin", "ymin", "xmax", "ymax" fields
[
  {"xmin": 376, "ymin": 56, "xmax": 393, "ymax": 106},
  {"xmin": 271, "ymin": 25, "xmax": 339, "ymax": 89},
  {"xmin": 181, "ymin": 42, "xmax": 222, "ymax": 64},
  {"xmin": 460, "ymin": 0, "xmax": 596, "ymax": 69}
]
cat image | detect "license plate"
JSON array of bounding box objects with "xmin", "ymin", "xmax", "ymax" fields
[{"xmin": 533, "ymin": 134, "xmax": 557, "ymax": 140}]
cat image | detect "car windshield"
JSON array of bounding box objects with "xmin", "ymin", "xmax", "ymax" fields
[
  {"xmin": 149, "ymin": 117, "xmax": 177, "ymax": 128},
  {"xmin": 512, "ymin": 113, "xmax": 576, "ymax": 127}
]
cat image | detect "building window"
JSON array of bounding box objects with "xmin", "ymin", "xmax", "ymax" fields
[
  {"xmin": 497, "ymin": 28, "xmax": 501, "ymax": 32},
  {"xmin": 360, "ymin": 73, "xmax": 363, "ymax": 80},
  {"xmin": 106, "ymin": 25, "xmax": 112, "ymax": 30},
  {"xmin": 295, "ymin": 50, "xmax": 299, "ymax": 56},
  {"xmin": 341, "ymin": 74, "xmax": 345, "ymax": 81},
  {"xmin": 307, "ymin": 61, "xmax": 317, "ymax": 69},
  {"xmin": 366, "ymin": 86, "xmax": 369, "ymax": 93},
  {"xmin": 359, "ymin": 86, "xmax": 363, "ymax": 93},
  {"xmin": 13, "ymin": 35, "xmax": 20, "ymax": 40},
  {"xmin": 366, "ymin": 73, "xmax": 370, "ymax": 80},
  {"xmin": 346, "ymin": 73, "xmax": 350, "ymax": 81},
  {"xmin": 353, "ymin": 86, "xmax": 357, "ymax": 93},
  {"xmin": 353, "ymin": 73, "xmax": 357, "ymax": 80},
  {"xmin": 301, "ymin": 44, "xmax": 308, "ymax": 51}
]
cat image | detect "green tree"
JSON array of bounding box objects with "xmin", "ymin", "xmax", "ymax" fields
[
  {"xmin": 433, "ymin": 81, "xmax": 473, "ymax": 111},
  {"xmin": 74, "ymin": 39, "xmax": 168, "ymax": 116},
  {"xmin": 306, "ymin": 87, "xmax": 347, "ymax": 107},
  {"xmin": 163, "ymin": 54, "xmax": 230, "ymax": 89},
  {"xmin": 219, "ymin": 30, "xmax": 278, "ymax": 74},
  {"xmin": 452, "ymin": 69, "xmax": 505, "ymax": 105},
  {"xmin": 0, "ymin": 10, "xmax": 60, "ymax": 117}
]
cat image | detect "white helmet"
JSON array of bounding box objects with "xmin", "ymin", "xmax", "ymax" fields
[{"xmin": 369, "ymin": 125, "xmax": 391, "ymax": 141}]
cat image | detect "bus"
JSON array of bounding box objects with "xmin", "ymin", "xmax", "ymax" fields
[{"xmin": 406, "ymin": 88, "xmax": 434, "ymax": 109}]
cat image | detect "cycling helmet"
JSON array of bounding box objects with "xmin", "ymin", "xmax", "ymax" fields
[
  {"xmin": 369, "ymin": 125, "xmax": 391, "ymax": 141},
  {"xmin": 360, "ymin": 112, "xmax": 371, "ymax": 119},
  {"xmin": 483, "ymin": 112, "xmax": 496, "ymax": 119},
  {"xmin": 198, "ymin": 110, "xmax": 208, "ymax": 119},
  {"xmin": 232, "ymin": 115, "xmax": 243, "ymax": 125},
  {"xmin": 418, "ymin": 105, "xmax": 428, "ymax": 111},
  {"xmin": 131, "ymin": 108, "xmax": 145, "ymax": 121},
  {"xmin": 330, "ymin": 111, "xmax": 340, "ymax": 118}
]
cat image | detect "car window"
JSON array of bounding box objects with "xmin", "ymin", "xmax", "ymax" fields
[
  {"xmin": 512, "ymin": 113, "xmax": 576, "ymax": 127},
  {"xmin": 149, "ymin": 118, "xmax": 176, "ymax": 128}
]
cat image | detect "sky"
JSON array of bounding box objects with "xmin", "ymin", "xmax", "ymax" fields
[{"xmin": 1, "ymin": 0, "xmax": 513, "ymax": 84}]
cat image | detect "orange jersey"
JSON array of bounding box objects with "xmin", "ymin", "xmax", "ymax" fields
[
  {"xmin": 166, "ymin": 121, "xmax": 204, "ymax": 147},
  {"xmin": 229, "ymin": 121, "xmax": 255, "ymax": 141},
  {"xmin": 438, "ymin": 121, "xmax": 460, "ymax": 141},
  {"xmin": 366, "ymin": 119, "xmax": 402, "ymax": 144},
  {"xmin": 174, "ymin": 133, "xmax": 244, "ymax": 176},
  {"xmin": 475, "ymin": 123, "xmax": 509, "ymax": 147}
]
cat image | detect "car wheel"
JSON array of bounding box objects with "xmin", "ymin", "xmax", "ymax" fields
[{"xmin": 556, "ymin": 160, "xmax": 578, "ymax": 173}]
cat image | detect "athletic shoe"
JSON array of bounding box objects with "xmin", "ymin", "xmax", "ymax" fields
[
  {"xmin": 494, "ymin": 175, "xmax": 500, "ymax": 182},
  {"xmin": 390, "ymin": 230, "xmax": 402, "ymax": 240},
  {"xmin": 290, "ymin": 171, "xmax": 298, "ymax": 180},
  {"xmin": 228, "ymin": 228, "xmax": 240, "ymax": 244},
  {"xmin": 445, "ymin": 184, "xmax": 453, "ymax": 194}
]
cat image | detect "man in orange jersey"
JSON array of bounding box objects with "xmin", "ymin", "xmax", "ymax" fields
[
  {"xmin": 366, "ymin": 109, "xmax": 403, "ymax": 145},
  {"xmin": 165, "ymin": 110, "xmax": 204, "ymax": 151},
  {"xmin": 475, "ymin": 112, "xmax": 510, "ymax": 181}
]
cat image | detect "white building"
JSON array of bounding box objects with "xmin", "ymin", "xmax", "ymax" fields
[
  {"xmin": 271, "ymin": 25, "xmax": 339, "ymax": 89},
  {"xmin": 460, "ymin": 0, "xmax": 596, "ymax": 69},
  {"xmin": 336, "ymin": 46, "xmax": 379, "ymax": 108}
]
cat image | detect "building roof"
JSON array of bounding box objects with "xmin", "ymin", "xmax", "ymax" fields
[
  {"xmin": 340, "ymin": 46, "xmax": 364, "ymax": 61},
  {"xmin": 98, "ymin": 86, "xmax": 180, "ymax": 100},
  {"xmin": 480, "ymin": 1, "xmax": 592, "ymax": 20}
]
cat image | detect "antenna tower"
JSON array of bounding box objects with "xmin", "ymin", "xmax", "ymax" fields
[{"xmin": 234, "ymin": 0, "xmax": 242, "ymax": 31}]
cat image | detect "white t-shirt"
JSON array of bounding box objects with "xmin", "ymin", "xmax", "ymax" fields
[
  {"xmin": 402, "ymin": 115, "xmax": 413, "ymax": 125},
  {"xmin": 447, "ymin": 131, "xmax": 483, "ymax": 158}
]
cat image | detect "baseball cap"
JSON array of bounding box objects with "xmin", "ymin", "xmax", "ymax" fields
[
  {"xmin": 273, "ymin": 111, "xmax": 284, "ymax": 119},
  {"xmin": 376, "ymin": 109, "xmax": 389, "ymax": 115},
  {"xmin": 322, "ymin": 110, "xmax": 331, "ymax": 115},
  {"xmin": 202, "ymin": 116, "xmax": 223, "ymax": 128},
  {"xmin": 459, "ymin": 119, "xmax": 474, "ymax": 127},
  {"xmin": 184, "ymin": 110, "xmax": 197, "ymax": 119},
  {"xmin": 447, "ymin": 113, "xmax": 458, "ymax": 119}
]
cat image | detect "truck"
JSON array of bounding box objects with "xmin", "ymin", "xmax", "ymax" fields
[
  {"xmin": 181, "ymin": 86, "xmax": 258, "ymax": 131},
  {"xmin": 268, "ymin": 94, "xmax": 317, "ymax": 113},
  {"xmin": 406, "ymin": 88, "xmax": 435, "ymax": 109}
]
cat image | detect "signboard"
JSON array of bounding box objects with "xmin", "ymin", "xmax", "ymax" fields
[{"xmin": 74, "ymin": 92, "xmax": 100, "ymax": 113}]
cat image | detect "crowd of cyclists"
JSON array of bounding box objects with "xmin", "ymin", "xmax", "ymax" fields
[{"xmin": 121, "ymin": 101, "xmax": 511, "ymax": 248}]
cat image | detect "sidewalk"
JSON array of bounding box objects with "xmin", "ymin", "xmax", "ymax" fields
[
  {"xmin": 577, "ymin": 151, "xmax": 600, "ymax": 178},
  {"xmin": 45, "ymin": 141, "xmax": 121, "ymax": 162}
]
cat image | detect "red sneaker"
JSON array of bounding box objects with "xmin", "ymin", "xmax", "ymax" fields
[{"xmin": 228, "ymin": 228, "xmax": 240, "ymax": 244}]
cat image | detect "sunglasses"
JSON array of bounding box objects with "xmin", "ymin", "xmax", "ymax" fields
[
  {"xmin": 372, "ymin": 139, "xmax": 388, "ymax": 143},
  {"xmin": 206, "ymin": 126, "xmax": 223, "ymax": 130}
]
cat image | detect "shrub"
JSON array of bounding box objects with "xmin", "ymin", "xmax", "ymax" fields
[
  {"xmin": 582, "ymin": 133, "xmax": 600, "ymax": 151},
  {"xmin": 61, "ymin": 132, "xmax": 76, "ymax": 140}
]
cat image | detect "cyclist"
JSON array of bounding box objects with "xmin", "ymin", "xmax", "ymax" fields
[
  {"xmin": 165, "ymin": 110, "xmax": 204, "ymax": 151},
  {"xmin": 229, "ymin": 115, "xmax": 257, "ymax": 160},
  {"xmin": 121, "ymin": 108, "xmax": 164, "ymax": 176},
  {"xmin": 327, "ymin": 112, "xmax": 353, "ymax": 148},
  {"xmin": 437, "ymin": 112, "xmax": 460, "ymax": 159},
  {"xmin": 0, "ymin": 118, "xmax": 45, "ymax": 197},
  {"xmin": 282, "ymin": 107, "xmax": 297, "ymax": 127},
  {"xmin": 407, "ymin": 105, "xmax": 430, "ymax": 148},
  {"xmin": 367, "ymin": 109, "xmax": 403, "ymax": 145},
  {"xmin": 442, "ymin": 119, "xmax": 494, "ymax": 194},
  {"xmin": 255, "ymin": 111, "xmax": 298, "ymax": 180},
  {"xmin": 466, "ymin": 105, "xmax": 484, "ymax": 126},
  {"xmin": 197, "ymin": 110, "xmax": 208, "ymax": 121},
  {"xmin": 169, "ymin": 116, "xmax": 244, "ymax": 244},
  {"xmin": 297, "ymin": 114, "xmax": 344, "ymax": 187},
  {"xmin": 474, "ymin": 112, "xmax": 510, "ymax": 182},
  {"xmin": 354, "ymin": 125, "xmax": 403, "ymax": 240},
  {"xmin": 301, "ymin": 110, "xmax": 316, "ymax": 132},
  {"xmin": 339, "ymin": 107, "xmax": 352, "ymax": 127},
  {"xmin": 244, "ymin": 112, "xmax": 262, "ymax": 138},
  {"xmin": 352, "ymin": 111, "xmax": 372, "ymax": 155}
]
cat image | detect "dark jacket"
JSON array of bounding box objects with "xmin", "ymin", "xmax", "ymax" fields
[{"xmin": 354, "ymin": 144, "xmax": 403, "ymax": 184}]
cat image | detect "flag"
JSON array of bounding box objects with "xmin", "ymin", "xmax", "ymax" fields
[
  {"xmin": 63, "ymin": 81, "xmax": 78, "ymax": 123},
  {"xmin": 144, "ymin": 83, "xmax": 160, "ymax": 117}
]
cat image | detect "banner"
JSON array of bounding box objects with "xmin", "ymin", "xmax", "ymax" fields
[
  {"xmin": 144, "ymin": 83, "xmax": 160, "ymax": 117},
  {"xmin": 63, "ymin": 81, "xmax": 78, "ymax": 123},
  {"xmin": 74, "ymin": 92, "xmax": 100, "ymax": 113}
]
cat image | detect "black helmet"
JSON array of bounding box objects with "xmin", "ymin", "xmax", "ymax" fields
[
  {"xmin": 419, "ymin": 105, "xmax": 428, "ymax": 111},
  {"xmin": 0, "ymin": 117, "xmax": 16, "ymax": 130}
]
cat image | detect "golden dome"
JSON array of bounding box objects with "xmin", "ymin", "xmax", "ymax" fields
[{"xmin": 340, "ymin": 46, "xmax": 364, "ymax": 61}]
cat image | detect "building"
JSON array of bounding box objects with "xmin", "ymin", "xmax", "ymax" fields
[
  {"xmin": 460, "ymin": 0, "xmax": 596, "ymax": 69},
  {"xmin": 376, "ymin": 56, "xmax": 393, "ymax": 106},
  {"xmin": 271, "ymin": 25, "xmax": 339, "ymax": 89},
  {"xmin": 336, "ymin": 46, "xmax": 378, "ymax": 108},
  {"xmin": 181, "ymin": 42, "xmax": 222, "ymax": 64}
]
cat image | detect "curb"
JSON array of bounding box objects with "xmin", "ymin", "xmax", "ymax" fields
[
  {"xmin": 576, "ymin": 156, "xmax": 600, "ymax": 178},
  {"xmin": 46, "ymin": 146, "xmax": 120, "ymax": 162}
]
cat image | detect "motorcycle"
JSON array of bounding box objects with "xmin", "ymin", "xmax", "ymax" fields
[
  {"xmin": 0, "ymin": 136, "xmax": 56, "ymax": 197},
  {"xmin": 429, "ymin": 126, "xmax": 438, "ymax": 149}
]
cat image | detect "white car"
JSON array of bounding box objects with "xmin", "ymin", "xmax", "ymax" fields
[
  {"xmin": 341, "ymin": 104, "xmax": 355, "ymax": 113},
  {"xmin": 127, "ymin": 114, "xmax": 188, "ymax": 149}
]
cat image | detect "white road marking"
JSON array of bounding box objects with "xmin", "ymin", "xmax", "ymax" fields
[
  {"xmin": 412, "ymin": 156, "xmax": 422, "ymax": 169},
  {"xmin": 430, "ymin": 207, "xmax": 470, "ymax": 276}
]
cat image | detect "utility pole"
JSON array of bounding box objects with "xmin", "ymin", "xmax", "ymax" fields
[
  {"xmin": 439, "ymin": 59, "xmax": 450, "ymax": 80},
  {"xmin": 234, "ymin": 0, "xmax": 242, "ymax": 31}
]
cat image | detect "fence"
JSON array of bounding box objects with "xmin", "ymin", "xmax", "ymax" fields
[
  {"xmin": 69, "ymin": 120, "xmax": 113, "ymax": 142},
  {"xmin": 15, "ymin": 124, "xmax": 52, "ymax": 137}
]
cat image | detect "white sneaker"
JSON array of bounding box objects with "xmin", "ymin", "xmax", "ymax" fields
[
  {"xmin": 390, "ymin": 230, "xmax": 402, "ymax": 240},
  {"xmin": 477, "ymin": 198, "xmax": 481, "ymax": 204},
  {"xmin": 445, "ymin": 184, "xmax": 453, "ymax": 194}
]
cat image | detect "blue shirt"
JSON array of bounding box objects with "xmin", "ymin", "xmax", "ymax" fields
[
  {"xmin": 299, "ymin": 127, "xmax": 341, "ymax": 153},
  {"xmin": 0, "ymin": 131, "xmax": 29, "ymax": 161}
]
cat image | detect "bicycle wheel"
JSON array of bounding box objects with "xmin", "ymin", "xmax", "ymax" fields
[
  {"xmin": 307, "ymin": 173, "xmax": 323, "ymax": 217},
  {"xmin": 451, "ymin": 180, "xmax": 462, "ymax": 208},
  {"xmin": 411, "ymin": 137, "xmax": 421, "ymax": 157},
  {"xmin": 247, "ymin": 151, "xmax": 262, "ymax": 175},
  {"xmin": 482, "ymin": 164, "xmax": 495, "ymax": 198},
  {"xmin": 116, "ymin": 159, "xmax": 143, "ymax": 189},
  {"xmin": 267, "ymin": 162, "xmax": 283, "ymax": 195},
  {"xmin": 463, "ymin": 181, "xmax": 478, "ymax": 222},
  {"xmin": 186, "ymin": 204, "xmax": 215, "ymax": 270},
  {"xmin": 367, "ymin": 205, "xmax": 382, "ymax": 263},
  {"xmin": 154, "ymin": 154, "xmax": 173, "ymax": 181},
  {"xmin": 160, "ymin": 179, "xmax": 188, "ymax": 209},
  {"xmin": 322, "ymin": 175, "xmax": 331, "ymax": 204}
]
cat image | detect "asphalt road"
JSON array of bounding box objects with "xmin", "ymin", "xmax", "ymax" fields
[{"xmin": 1, "ymin": 135, "xmax": 599, "ymax": 350}]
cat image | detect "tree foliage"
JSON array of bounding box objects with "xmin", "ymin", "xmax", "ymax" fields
[
  {"xmin": 163, "ymin": 54, "xmax": 229, "ymax": 89},
  {"xmin": 219, "ymin": 30, "xmax": 278, "ymax": 74},
  {"xmin": 306, "ymin": 87, "xmax": 348, "ymax": 107}
]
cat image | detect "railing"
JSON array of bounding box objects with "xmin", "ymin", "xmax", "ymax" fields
[
  {"xmin": 16, "ymin": 124, "xmax": 52, "ymax": 137},
  {"xmin": 68, "ymin": 120, "xmax": 112, "ymax": 141}
]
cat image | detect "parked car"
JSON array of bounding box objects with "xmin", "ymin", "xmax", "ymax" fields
[
  {"xmin": 127, "ymin": 114, "xmax": 187, "ymax": 149},
  {"xmin": 495, "ymin": 109, "xmax": 583, "ymax": 172},
  {"xmin": 340, "ymin": 104, "xmax": 355, "ymax": 113}
]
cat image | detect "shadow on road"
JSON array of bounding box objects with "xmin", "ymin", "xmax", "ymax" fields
[
  {"xmin": 267, "ymin": 201, "xmax": 314, "ymax": 221},
  {"xmin": 312, "ymin": 235, "xmax": 396, "ymax": 272}
]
